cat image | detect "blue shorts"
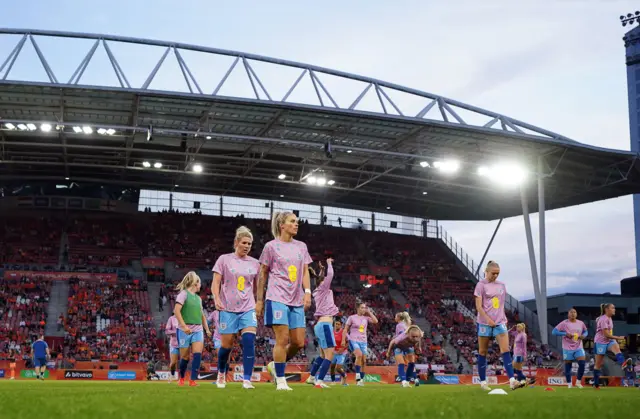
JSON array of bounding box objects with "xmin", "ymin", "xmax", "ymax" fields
[
  {"xmin": 477, "ymin": 323, "xmax": 508, "ymax": 338},
  {"xmin": 349, "ymin": 341, "xmax": 368, "ymax": 355},
  {"xmin": 562, "ymin": 348, "xmax": 586, "ymax": 361},
  {"xmin": 314, "ymin": 322, "xmax": 336, "ymax": 349},
  {"xmin": 213, "ymin": 339, "xmax": 222, "ymax": 350},
  {"xmin": 595, "ymin": 341, "xmax": 616, "ymax": 355},
  {"xmin": 264, "ymin": 300, "xmax": 305, "ymax": 329},
  {"xmin": 220, "ymin": 310, "xmax": 257, "ymax": 334},
  {"xmin": 514, "ymin": 355, "xmax": 524, "ymax": 363},
  {"xmin": 332, "ymin": 354, "xmax": 346, "ymax": 365},
  {"xmin": 177, "ymin": 329, "xmax": 204, "ymax": 348},
  {"xmin": 169, "ymin": 347, "xmax": 180, "ymax": 356},
  {"xmin": 394, "ymin": 347, "xmax": 415, "ymax": 357},
  {"xmin": 34, "ymin": 357, "xmax": 47, "ymax": 367}
]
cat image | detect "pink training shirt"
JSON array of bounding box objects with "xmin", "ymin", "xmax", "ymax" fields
[
  {"xmin": 474, "ymin": 279, "xmax": 508, "ymax": 326},
  {"xmin": 208, "ymin": 310, "xmax": 221, "ymax": 341},
  {"xmin": 165, "ymin": 316, "xmax": 179, "ymax": 349},
  {"xmin": 595, "ymin": 315, "xmax": 614, "ymax": 345},
  {"xmin": 259, "ymin": 238, "xmax": 312, "ymax": 307},
  {"xmin": 313, "ymin": 263, "xmax": 338, "ymax": 318},
  {"xmin": 395, "ymin": 322, "xmax": 408, "ymax": 338},
  {"xmin": 346, "ymin": 315, "xmax": 370, "ymax": 343},
  {"xmin": 556, "ymin": 319, "xmax": 587, "ymax": 351},
  {"xmin": 176, "ymin": 290, "xmax": 203, "ymax": 333},
  {"xmin": 212, "ymin": 253, "xmax": 260, "ymax": 313},
  {"xmin": 513, "ymin": 332, "xmax": 527, "ymax": 357},
  {"xmin": 391, "ymin": 332, "xmax": 418, "ymax": 351}
]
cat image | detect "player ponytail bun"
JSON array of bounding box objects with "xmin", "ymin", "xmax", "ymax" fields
[
  {"xmin": 233, "ymin": 226, "xmax": 253, "ymax": 249},
  {"xmin": 271, "ymin": 211, "xmax": 294, "ymax": 239}
]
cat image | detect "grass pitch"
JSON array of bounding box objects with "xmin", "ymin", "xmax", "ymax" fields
[{"xmin": 1, "ymin": 381, "xmax": 639, "ymax": 419}]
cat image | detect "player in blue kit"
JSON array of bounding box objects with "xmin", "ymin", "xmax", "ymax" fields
[{"xmin": 32, "ymin": 335, "xmax": 50, "ymax": 380}]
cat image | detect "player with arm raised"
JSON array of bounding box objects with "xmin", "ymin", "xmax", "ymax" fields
[{"xmin": 343, "ymin": 302, "xmax": 378, "ymax": 386}]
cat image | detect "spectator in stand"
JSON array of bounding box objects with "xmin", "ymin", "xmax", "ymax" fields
[{"xmin": 257, "ymin": 211, "xmax": 312, "ymax": 392}]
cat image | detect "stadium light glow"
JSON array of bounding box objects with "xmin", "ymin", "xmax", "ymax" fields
[
  {"xmin": 419, "ymin": 161, "xmax": 429, "ymax": 168},
  {"xmin": 82, "ymin": 126, "xmax": 93, "ymax": 134},
  {"xmin": 317, "ymin": 177, "xmax": 327, "ymax": 186},
  {"xmin": 328, "ymin": 180, "xmax": 335, "ymax": 186},
  {"xmin": 206, "ymin": 136, "xmax": 212, "ymax": 140},
  {"xmin": 26, "ymin": 123, "xmax": 37, "ymax": 131},
  {"xmin": 40, "ymin": 123, "xmax": 52, "ymax": 132},
  {"xmin": 422, "ymin": 191, "xmax": 428, "ymax": 195},
  {"xmin": 346, "ymin": 150, "xmax": 353, "ymax": 154},
  {"xmin": 4, "ymin": 123, "xmax": 15, "ymax": 130},
  {"xmin": 17, "ymin": 124, "xmax": 27, "ymax": 130},
  {"xmin": 106, "ymin": 128, "xmax": 116, "ymax": 135},
  {"xmin": 278, "ymin": 174, "xmax": 286, "ymax": 180},
  {"xmin": 433, "ymin": 159, "xmax": 460, "ymax": 174},
  {"xmin": 307, "ymin": 176, "xmax": 317, "ymax": 185},
  {"xmin": 73, "ymin": 126, "xmax": 82, "ymax": 133},
  {"xmin": 477, "ymin": 162, "xmax": 527, "ymax": 186},
  {"xmin": 142, "ymin": 161, "xmax": 151, "ymax": 168},
  {"xmin": 153, "ymin": 162, "xmax": 162, "ymax": 169},
  {"xmin": 97, "ymin": 128, "xmax": 107, "ymax": 135},
  {"xmin": 192, "ymin": 163, "xmax": 203, "ymax": 173}
]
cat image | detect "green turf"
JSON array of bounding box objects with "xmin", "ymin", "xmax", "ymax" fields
[{"xmin": 1, "ymin": 381, "xmax": 639, "ymax": 419}]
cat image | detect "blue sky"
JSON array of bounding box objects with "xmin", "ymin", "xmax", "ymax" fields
[{"xmin": 1, "ymin": 0, "xmax": 637, "ymax": 298}]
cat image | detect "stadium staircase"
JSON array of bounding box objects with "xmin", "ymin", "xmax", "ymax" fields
[
  {"xmin": 148, "ymin": 282, "xmax": 171, "ymax": 330},
  {"xmin": 389, "ymin": 289, "xmax": 409, "ymax": 310},
  {"xmin": 58, "ymin": 232, "xmax": 69, "ymax": 268},
  {"xmin": 45, "ymin": 280, "xmax": 69, "ymax": 337},
  {"xmin": 442, "ymin": 299, "xmax": 475, "ymax": 320}
]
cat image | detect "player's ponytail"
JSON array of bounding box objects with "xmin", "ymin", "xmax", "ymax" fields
[
  {"xmin": 175, "ymin": 271, "xmax": 200, "ymax": 291},
  {"xmin": 406, "ymin": 325, "xmax": 424, "ymax": 338},
  {"xmin": 485, "ymin": 260, "xmax": 499, "ymax": 271},
  {"xmin": 601, "ymin": 303, "xmax": 612, "ymax": 317},
  {"xmin": 271, "ymin": 211, "xmax": 294, "ymax": 239},
  {"xmin": 397, "ymin": 311, "xmax": 412, "ymax": 327}
]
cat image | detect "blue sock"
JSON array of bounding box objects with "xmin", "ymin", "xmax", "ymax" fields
[
  {"xmin": 330, "ymin": 371, "xmax": 336, "ymax": 382},
  {"xmin": 501, "ymin": 352, "xmax": 514, "ymax": 379},
  {"xmin": 340, "ymin": 370, "xmax": 346, "ymax": 377},
  {"xmin": 355, "ymin": 365, "xmax": 361, "ymax": 380},
  {"xmin": 406, "ymin": 362, "xmax": 415, "ymax": 382},
  {"xmin": 242, "ymin": 333, "xmax": 256, "ymax": 381},
  {"xmin": 577, "ymin": 360, "xmax": 585, "ymax": 380},
  {"xmin": 218, "ymin": 347, "xmax": 231, "ymax": 373},
  {"xmin": 519, "ymin": 369, "xmax": 526, "ymax": 381},
  {"xmin": 190, "ymin": 352, "xmax": 202, "ymax": 381},
  {"xmin": 564, "ymin": 363, "xmax": 572, "ymax": 384},
  {"xmin": 179, "ymin": 358, "xmax": 189, "ymax": 379},
  {"xmin": 593, "ymin": 369, "xmax": 601, "ymax": 386},
  {"xmin": 275, "ymin": 362, "xmax": 286, "ymax": 378},
  {"xmin": 318, "ymin": 359, "xmax": 332, "ymax": 382},
  {"xmin": 397, "ymin": 364, "xmax": 406, "ymax": 381},
  {"xmin": 310, "ymin": 357, "xmax": 323, "ymax": 377},
  {"xmin": 477, "ymin": 355, "xmax": 487, "ymax": 381},
  {"xmin": 616, "ymin": 353, "xmax": 625, "ymax": 365}
]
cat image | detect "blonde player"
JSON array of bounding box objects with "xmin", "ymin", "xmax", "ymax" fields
[
  {"xmin": 211, "ymin": 226, "xmax": 260, "ymax": 390},
  {"xmin": 256, "ymin": 211, "xmax": 312, "ymax": 391},
  {"xmin": 474, "ymin": 260, "xmax": 522, "ymax": 391},
  {"xmin": 392, "ymin": 312, "xmax": 416, "ymax": 387},
  {"xmin": 386, "ymin": 325, "xmax": 424, "ymax": 387},
  {"xmin": 174, "ymin": 271, "xmax": 212, "ymax": 387}
]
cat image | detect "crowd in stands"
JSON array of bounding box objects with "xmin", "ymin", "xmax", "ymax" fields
[
  {"xmin": 0, "ymin": 211, "xmax": 558, "ymax": 374},
  {"xmin": 0, "ymin": 276, "xmax": 50, "ymax": 360},
  {"xmin": 63, "ymin": 277, "xmax": 157, "ymax": 362}
]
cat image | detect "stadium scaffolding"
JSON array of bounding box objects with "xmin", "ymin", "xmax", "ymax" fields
[{"xmin": 2, "ymin": 28, "xmax": 640, "ymax": 347}]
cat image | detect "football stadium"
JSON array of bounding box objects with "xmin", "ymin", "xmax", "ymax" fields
[{"xmin": 2, "ymin": 11, "xmax": 640, "ymax": 418}]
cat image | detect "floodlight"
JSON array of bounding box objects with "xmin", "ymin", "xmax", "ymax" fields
[
  {"xmin": 82, "ymin": 126, "xmax": 92, "ymax": 134},
  {"xmin": 153, "ymin": 162, "xmax": 162, "ymax": 169},
  {"xmin": 192, "ymin": 163, "xmax": 203, "ymax": 173},
  {"xmin": 278, "ymin": 174, "xmax": 286, "ymax": 180},
  {"xmin": 40, "ymin": 124, "xmax": 52, "ymax": 132},
  {"xmin": 433, "ymin": 160, "xmax": 460, "ymax": 174},
  {"xmin": 142, "ymin": 161, "xmax": 151, "ymax": 168}
]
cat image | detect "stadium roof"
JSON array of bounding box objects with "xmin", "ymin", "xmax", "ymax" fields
[{"xmin": 1, "ymin": 28, "xmax": 639, "ymax": 220}]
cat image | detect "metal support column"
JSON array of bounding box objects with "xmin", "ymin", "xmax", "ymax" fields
[
  {"xmin": 371, "ymin": 212, "xmax": 375, "ymax": 232},
  {"xmin": 538, "ymin": 157, "xmax": 548, "ymax": 344},
  {"xmin": 169, "ymin": 193, "xmax": 173, "ymax": 211},
  {"xmin": 219, "ymin": 196, "xmax": 223, "ymax": 217},
  {"xmin": 320, "ymin": 205, "xmax": 325, "ymax": 225},
  {"xmin": 474, "ymin": 218, "xmax": 503, "ymax": 278},
  {"xmin": 520, "ymin": 186, "xmax": 546, "ymax": 343}
]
